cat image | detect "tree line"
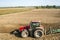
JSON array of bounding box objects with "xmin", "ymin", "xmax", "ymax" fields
[
  {"xmin": 34, "ymin": 5, "xmax": 60, "ymax": 9},
  {"xmin": 0, "ymin": 5, "xmax": 60, "ymax": 9}
]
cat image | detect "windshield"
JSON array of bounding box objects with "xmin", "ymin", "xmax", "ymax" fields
[{"xmin": 30, "ymin": 22, "xmax": 40, "ymax": 28}]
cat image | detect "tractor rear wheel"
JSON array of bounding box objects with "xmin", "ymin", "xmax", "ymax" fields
[
  {"xmin": 21, "ymin": 29, "xmax": 29, "ymax": 38},
  {"xmin": 33, "ymin": 29, "xmax": 43, "ymax": 38}
]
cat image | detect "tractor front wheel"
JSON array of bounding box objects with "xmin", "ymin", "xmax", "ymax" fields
[{"xmin": 21, "ymin": 29, "xmax": 29, "ymax": 38}]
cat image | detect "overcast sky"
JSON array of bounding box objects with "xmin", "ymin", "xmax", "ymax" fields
[{"xmin": 0, "ymin": 0, "xmax": 60, "ymax": 7}]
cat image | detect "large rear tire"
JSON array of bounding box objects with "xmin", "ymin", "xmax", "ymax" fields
[
  {"xmin": 33, "ymin": 29, "xmax": 43, "ymax": 38},
  {"xmin": 21, "ymin": 29, "xmax": 29, "ymax": 38}
]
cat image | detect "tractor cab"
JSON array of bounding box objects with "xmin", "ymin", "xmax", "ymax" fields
[{"xmin": 30, "ymin": 21, "xmax": 40, "ymax": 29}]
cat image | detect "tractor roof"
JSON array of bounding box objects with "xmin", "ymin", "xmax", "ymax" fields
[{"xmin": 31, "ymin": 21, "xmax": 41, "ymax": 22}]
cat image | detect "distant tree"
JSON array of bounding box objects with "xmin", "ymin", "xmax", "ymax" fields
[
  {"xmin": 53, "ymin": 5, "xmax": 56, "ymax": 8},
  {"xmin": 41, "ymin": 6, "xmax": 45, "ymax": 8},
  {"xmin": 35, "ymin": 6, "xmax": 39, "ymax": 9},
  {"xmin": 46, "ymin": 5, "xmax": 51, "ymax": 8}
]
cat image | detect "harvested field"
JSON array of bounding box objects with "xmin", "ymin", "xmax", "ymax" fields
[
  {"xmin": 0, "ymin": 8, "xmax": 60, "ymax": 40},
  {"xmin": 0, "ymin": 9, "xmax": 60, "ymax": 32},
  {"xmin": 0, "ymin": 33, "xmax": 60, "ymax": 40},
  {"xmin": 0, "ymin": 8, "xmax": 33, "ymax": 15},
  {"xmin": 0, "ymin": 9, "xmax": 60, "ymax": 24}
]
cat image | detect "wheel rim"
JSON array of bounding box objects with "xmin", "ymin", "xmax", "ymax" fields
[
  {"xmin": 21, "ymin": 30, "xmax": 28, "ymax": 37},
  {"xmin": 34, "ymin": 30, "xmax": 42, "ymax": 37}
]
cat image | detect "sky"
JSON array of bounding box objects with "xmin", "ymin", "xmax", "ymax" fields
[{"xmin": 0, "ymin": 0, "xmax": 60, "ymax": 7}]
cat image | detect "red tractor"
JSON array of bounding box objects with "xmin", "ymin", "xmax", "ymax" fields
[{"xmin": 11, "ymin": 21, "xmax": 44, "ymax": 38}]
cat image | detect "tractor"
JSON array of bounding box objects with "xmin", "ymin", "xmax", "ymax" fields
[{"xmin": 11, "ymin": 21, "xmax": 44, "ymax": 38}]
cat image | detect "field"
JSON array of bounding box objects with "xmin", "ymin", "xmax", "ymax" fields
[
  {"xmin": 0, "ymin": 8, "xmax": 60, "ymax": 40},
  {"xmin": 0, "ymin": 8, "xmax": 33, "ymax": 15}
]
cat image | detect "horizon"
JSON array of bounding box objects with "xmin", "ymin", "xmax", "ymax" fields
[
  {"xmin": 0, "ymin": 0, "xmax": 60, "ymax": 7},
  {"xmin": 0, "ymin": 5, "xmax": 60, "ymax": 8}
]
